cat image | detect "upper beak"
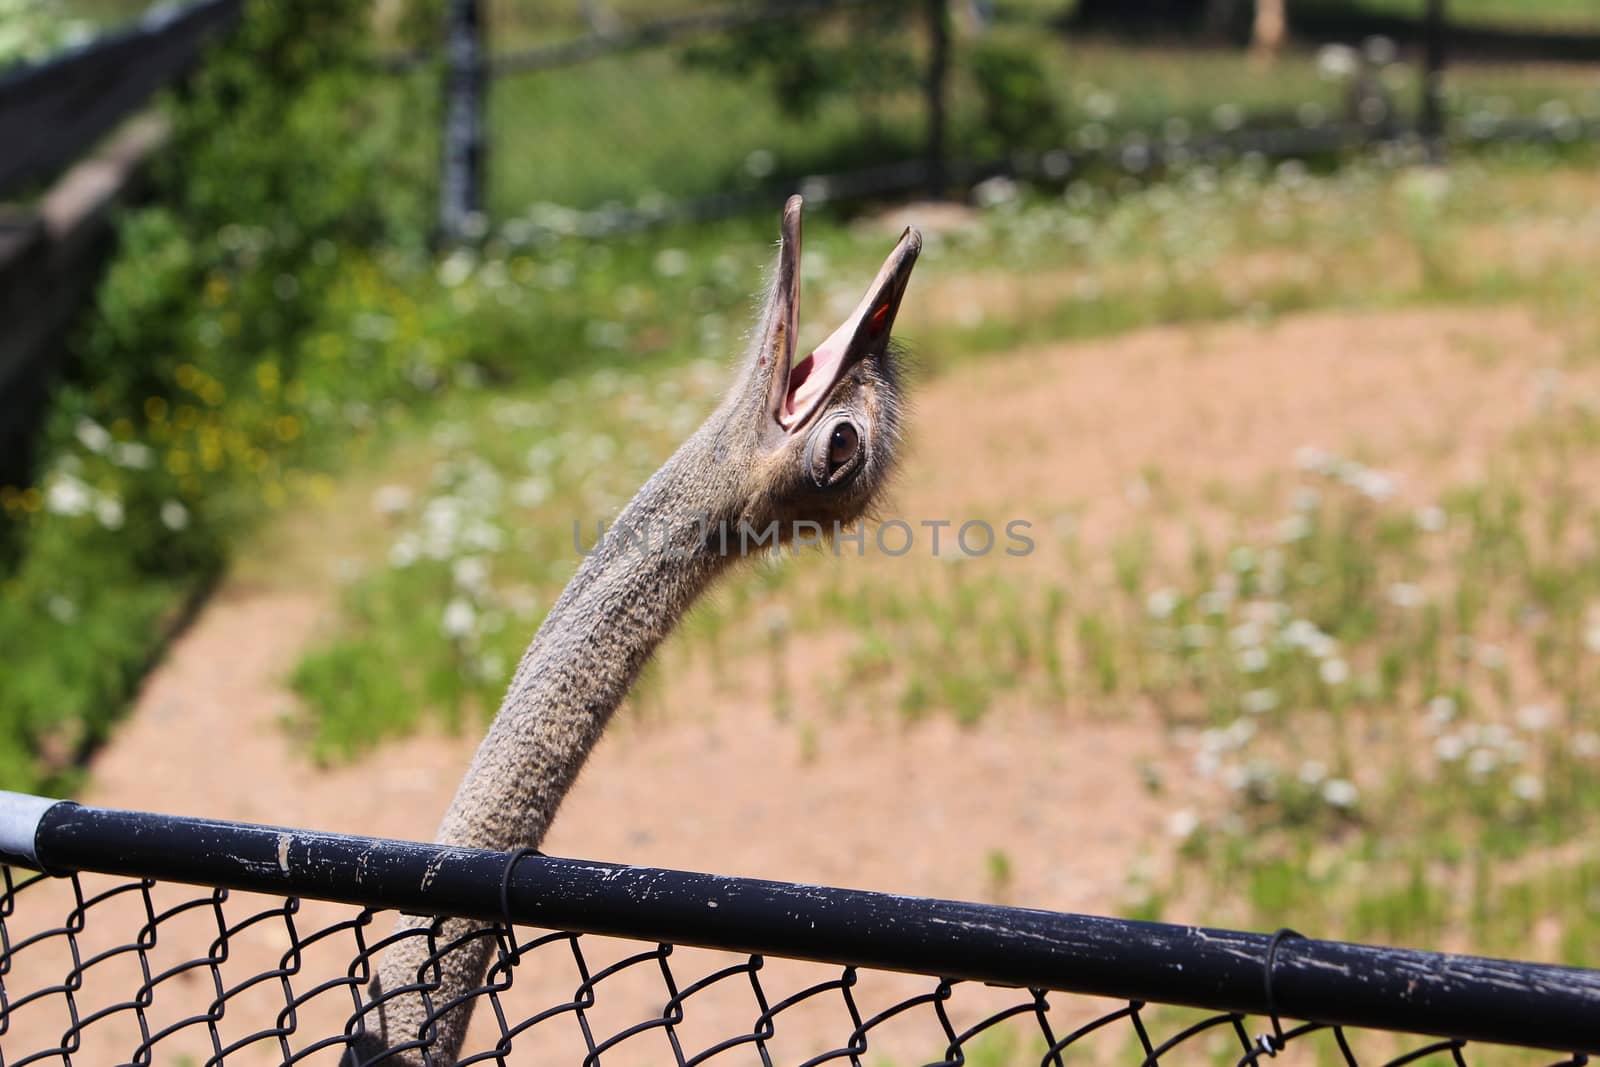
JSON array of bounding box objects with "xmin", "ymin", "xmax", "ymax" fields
[{"xmin": 758, "ymin": 196, "xmax": 921, "ymax": 434}]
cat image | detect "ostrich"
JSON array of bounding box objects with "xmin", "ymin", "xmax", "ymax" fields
[{"xmin": 345, "ymin": 196, "xmax": 921, "ymax": 1065}]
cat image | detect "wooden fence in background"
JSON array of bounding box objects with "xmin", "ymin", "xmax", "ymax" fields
[{"xmin": 0, "ymin": 0, "xmax": 241, "ymax": 488}]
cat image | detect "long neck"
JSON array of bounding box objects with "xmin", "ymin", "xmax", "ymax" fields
[
  {"xmin": 436, "ymin": 435, "xmax": 730, "ymax": 853},
  {"xmin": 357, "ymin": 430, "xmax": 737, "ymax": 1066}
]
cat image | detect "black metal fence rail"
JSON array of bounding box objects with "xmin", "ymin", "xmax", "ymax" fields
[{"xmin": 0, "ymin": 791, "xmax": 1597, "ymax": 1065}]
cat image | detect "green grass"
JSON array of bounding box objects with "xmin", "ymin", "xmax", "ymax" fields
[
  {"xmin": 481, "ymin": 5, "xmax": 1600, "ymax": 214},
  {"xmin": 488, "ymin": 49, "xmax": 926, "ymax": 215},
  {"xmin": 1325, "ymin": 0, "xmax": 1600, "ymax": 31}
]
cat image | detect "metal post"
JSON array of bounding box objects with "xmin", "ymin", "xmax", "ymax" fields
[
  {"xmin": 924, "ymin": 0, "xmax": 950, "ymax": 199},
  {"xmin": 1421, "ymin": 0, "xmax": 1447, "ymax": 163},
  {"xmin": 439, "ymin": 0, "xmax": 487, "ymax": 245}
]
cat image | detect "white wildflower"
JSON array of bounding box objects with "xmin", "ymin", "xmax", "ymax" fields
[
  {"xmin": 1510, "ymin": 774, "xmax": 1543, "ymax": 802},
  {"xmin": 437, "ymin": 249, "xmax": 476, "ymax": 288},
  {"xmin": 1293, "ymin": 446, "xmax": 1335, "ymax": 474},
  {"xmin": 160, "ymin": 500, "xmax": 189, "ymax": 531},
  {"xmin": 1400, "ymin": 167, "xmax": 1450, "ymax": 209},
  {"xmin": 1467, "ymin": 748, "xmax": 1498, "ymax": 777},
  {"xmin": 973, "ymin": 176, "xmax": 1019, "ymax": 209},
  {"xmin": 1239, "ymin": 647, "xmax": 1270, "ymax": 674},
  {"xmin": 389, "ymin": 536, "xmax": 419, "ymax": 569},
  {"xmin": 1386, "ymin": 582, "xmax": 1423, "ymax": 608},
  {"xmin": 1230, "ymin": 621, "xmax": 1263, "ymax": 649},
  {"xmin": 1414, "ymin": 505, "xmax": 1447, "ymax": 533},
  {"xmin": 441, "ymin": 598, "xmax": 477, "ymax": 640},
  {"xmin": 1298, "ymin": 760, "xmax": 1328, "ymax": 786},
  {"xmin": 513, "ymin": 478, "xmax": 550, "ymax": 508},
  {"xmin": 743, "ymin": 148, "xmax": 776, "ymax": 178},
  {"xmin": 1211, "ymin": 103, "xmax": 1243, "ymax": 131},
  {"xmin": 1282, "ymin": 619, "xmax": 1320, "ymax": 648},
  {"xmin": 45, "ymin": 474, "xmax": 93, "ymax": 517},
  {"xmin": 1317, "ymin": 43, "xmax": 1358, "ymax": 81},
  {"xmin": 371, "ymin": 485, "xmax": 414, "ymax": 517},
  {"xmin": 1275, "ymin": 514, "xmax": 1312, "ymax": 543},
  {"xmin": 1516, "ymin": 705, "xmax": 1551, "ymax": 732},
  {"xmin": 1572, "ymin": 732, "xmax": 1600, "ymax": 759},
  {"xmin": 1351, "ymin": 468, "xmax": 1397, "ymax": 502},
  {"xmin": 94, "ymin": 496, "xmax": 124, "ymax": 530},
  {"xmin": 1477, "ymin": 723, "xmax": 1511, "ymax": 748},
  {"xmin": 461, "ymin": 520, "xmax": 504, "ymax": 553},
  {"xmin": 1319, "ymin": 658, "xmax": 1350, "ymax": 686},
  {"xmin": 111, "ymin": 441, "xmax": 154, "ymax": 469},
  {"xmin": 1321, "ymin": 778, "xmax": 1359, "ymax": 809},
  {"xmin": 653, "ymin": 248, "xmax": 690, "ymax": 278},
  {"xmin": 1166, "ymin": 808, "xmax": 1200, "ymax": 840},
  {"xmin": 1145, "ymin": 587, "xmax": 1179, "ymax": 619},
  {"xmin": 74, "ymin": 418, "xmax": 112, "ymax": 454},
  {"xmin": 1363, "ymin": 34, "xmax": 1398, "ymax": 66},
  {"xmin": 1433, "ymin": 734, "xmax": 1466, "ymax": 763},
  {"xmin": 46, "ymin": 596, "xmax": 77, "ymax": 624},
  {"xmin": 1243, "ymin": 688, "xmax": 1279, "ymax": 715},
  {"xmin": 452, "ymin": 556, "xmax": 490, "ymax": 595},
  {"xmin": 481, "ymin": 651, "xmax": 510, "ymax": 680}
]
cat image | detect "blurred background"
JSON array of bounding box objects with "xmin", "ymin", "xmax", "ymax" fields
[{"xmin": 3, "ymin": 0, "xmax": 1600, "ymax": 979}]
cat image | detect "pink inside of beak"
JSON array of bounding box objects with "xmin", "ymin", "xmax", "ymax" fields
[{"xmin": 780, "ymin": 296, "xmax": 891, "ymax": 428}]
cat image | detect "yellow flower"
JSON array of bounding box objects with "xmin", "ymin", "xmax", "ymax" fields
[
  {"xmin": 204, "ymin": 273, "xmax": 229, "ymax": 306},
  {"xmin": 274, "ymin": 415, "xmax": 301, "ymax": 443},
  {"xmin": 198, "ymin": 428, "xmax": 224, "ymax": 471},
  {"xmin": 256, "ymin": 362, "xmax": 280, "ymax": 394}
]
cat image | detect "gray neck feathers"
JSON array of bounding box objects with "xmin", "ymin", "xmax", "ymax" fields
[
  {"xmin": 438, "ymin": 433, "xmax": 729, "ymax": 852},
  {"xmin": 357, "ymin": 427, "xmax": 738, "ymax": 1065}
]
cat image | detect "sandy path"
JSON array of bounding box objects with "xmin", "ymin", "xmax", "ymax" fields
[{"xmin": 2, "ymin": 304, "xmax": 1579, "ymax": 1065}]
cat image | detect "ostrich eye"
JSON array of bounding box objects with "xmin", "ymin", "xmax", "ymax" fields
[
  {"xmin": 828, "ymin": 423, "xmax": 859, "ymax": 470},
  {"xmin": 810, "ymin": 419, "xmax": 864, "ymax": 487}
]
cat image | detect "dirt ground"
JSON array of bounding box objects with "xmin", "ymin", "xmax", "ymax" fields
[{"xmin": 2, "ymin": 304, "xmax": 1580, "ymax": 1065}]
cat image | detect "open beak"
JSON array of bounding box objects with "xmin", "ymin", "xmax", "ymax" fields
[{"xmin": 760, "ymin": 195, "xmax": 922, "ymax": 434}]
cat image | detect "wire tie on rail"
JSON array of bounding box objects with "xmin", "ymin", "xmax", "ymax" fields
[
  {"xmin": 1256, "ymin": 927, "xmax": 1304, "ymax": 1057},
  {"xmin": 498, "ymin": 847, "xmax": 544, "ymax": 966}
]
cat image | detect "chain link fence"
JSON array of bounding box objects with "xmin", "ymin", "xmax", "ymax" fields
[{"xmin": 1, "ymin": 795, "xmax": 1597, "ymax": 1065}]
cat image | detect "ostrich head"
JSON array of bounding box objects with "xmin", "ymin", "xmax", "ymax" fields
[{"xmin": 711, "ymin": 195, "xmax": 922, "ymax": 541}]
